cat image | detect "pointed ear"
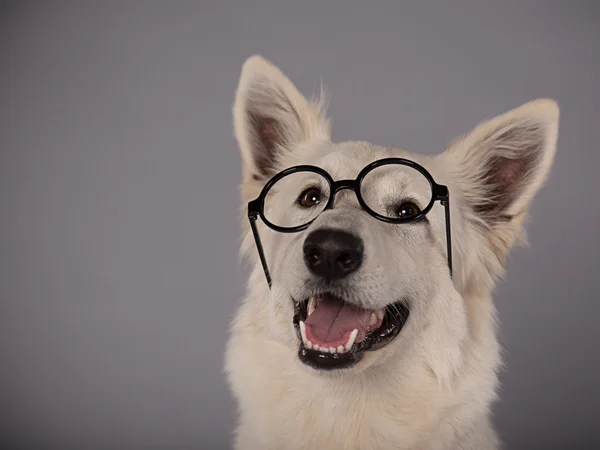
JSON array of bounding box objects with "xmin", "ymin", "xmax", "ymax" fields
[
  {"xmin": 443, "ymin": 99, "xmax": 559, "ymax": 259},
  {"xmin": 233, "ymin": 55, "xmax": 331, "ymax": 205}
]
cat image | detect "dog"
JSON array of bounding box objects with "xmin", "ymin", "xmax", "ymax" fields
[{"xmin": 224, "ymin": 55, "xmax": 559, "ymax": 449}]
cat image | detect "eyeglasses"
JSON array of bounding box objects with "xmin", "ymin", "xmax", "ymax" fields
[{"xmin": 247, "ymin": 157, "xmax": 453, "ymax": 288}]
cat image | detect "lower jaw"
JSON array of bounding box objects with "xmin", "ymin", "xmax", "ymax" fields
[
  {"xmin": 293, "ymin": 300, "xmax": 410, "ymax": 371},
  {"xmin": 298, "ymin": 343, "xmax": 363, "ymax": 370}
]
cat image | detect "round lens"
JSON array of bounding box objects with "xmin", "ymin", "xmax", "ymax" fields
[
  {"xmin": 263, "ymin": 170, "xmax": 331, "ymax": 229},
  {"xmin": 359, "ymin": 162, "xmax": 434, "ymax": 221}
]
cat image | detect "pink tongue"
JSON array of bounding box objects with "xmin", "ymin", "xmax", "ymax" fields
[{"xmin": 304, "ymin": 295, "xmax": 373, "ymax": 345}]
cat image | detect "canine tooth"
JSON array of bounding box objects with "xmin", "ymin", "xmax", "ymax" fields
[
  {"xmin": 345, "ymin": 329, "xmax": 359, "ymax": 351},
  {"xmin": 299, "ymin": 321, "xmax": 308, "ymax": 345},
  {"xmin": 369, "ymin": 312, "xmax": 377, "ymax": 327},
  {"xmin": 337, "ymin": 345, "xmax": 344, "ymax": 353},
  {"xmin": 307, "ymin": 297, "xmax": 317, "ymax": 316},
  {"xmin": 306, "ymin": 341, "xmax": 313, "ymax": 350}
]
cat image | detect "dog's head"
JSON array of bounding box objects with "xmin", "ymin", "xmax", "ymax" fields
[{"xmin": 232, "ymin": 56, "xmax": 558, "ymax": 375}]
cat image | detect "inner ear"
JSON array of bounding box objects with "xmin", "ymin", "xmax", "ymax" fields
[
  {"xmin": 475, "ymin": 124, "xmax": 544, "ymax": 218},
  {"xmin": 248, "ymin": 114, "xmax": 286, "ymax": 181}
]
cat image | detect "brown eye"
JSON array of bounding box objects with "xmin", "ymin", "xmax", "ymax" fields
[
  {"xmin": 298, "ymin": 188, "xmax": 322, "ymax": 208},
  {"xmin": 396, "ymin": 202, "xmax": 421, "ymax": 219}
]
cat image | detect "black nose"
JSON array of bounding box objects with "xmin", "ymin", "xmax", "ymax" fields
[{"xmin": 303, "ymin": 228, "xmax": 364, "ymax": 280}]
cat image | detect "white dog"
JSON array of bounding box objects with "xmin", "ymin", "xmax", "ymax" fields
[{"xmin": 224, "ymin": 55, "xmax": 559, "ymax": 450}]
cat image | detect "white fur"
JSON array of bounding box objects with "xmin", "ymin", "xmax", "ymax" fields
[{"xmin": 225, "ymin": 55, "xmax": 559, "ymax": 449}]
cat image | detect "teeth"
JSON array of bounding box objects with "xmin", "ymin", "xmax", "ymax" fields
[
  {"xmin": 368, "ymin": 309, "xmax": 385, "ymax": 328},
  {"xmin": 307, "ymin": 297, "xmax": 317, "ymax": 316},
  {"xmin": 299, "ymin": 321, "xmax": 359, "ymax": 354},
  {"xmin": 299, "ymin": 321, "xmax": 308, "ymax": 344},
  {"xmin": 369, "ymin": 313, "xmax": 377, "ymax": 327},
  {"xmin": 345, "ymin": 329, "xmax": 359, "ymax": 351}
]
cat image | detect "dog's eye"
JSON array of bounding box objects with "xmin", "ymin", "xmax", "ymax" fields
[
  {"xmin": 298, "ymin": 188, "xmax": 322, "ymax": 208},
  {"xmin": 395, "ymin": 202, "xmax": 421, "ymax": 219}
]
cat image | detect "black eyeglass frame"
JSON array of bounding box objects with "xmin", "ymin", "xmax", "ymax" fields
[{"xmin": 247, "ymin": 157, "xmax": 453, "ymax": 288}]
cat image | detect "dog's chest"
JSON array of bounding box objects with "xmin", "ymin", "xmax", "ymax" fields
[{"xmin": 252, "ymin": 379, "xmax": 430, "ymax": 450}]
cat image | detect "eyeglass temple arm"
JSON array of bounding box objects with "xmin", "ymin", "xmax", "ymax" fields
[
  {"xmin": 248, "ymin": 212, "xmax": 272, "ymax": 289},
  {"xmin": 436, "ymin": 186, "xmax": 453, "ymax": 279}
]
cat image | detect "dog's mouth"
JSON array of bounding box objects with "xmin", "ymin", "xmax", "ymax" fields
[{"xmin": 292, "ymin": 293, "xmax": 410, "ymax": 371}]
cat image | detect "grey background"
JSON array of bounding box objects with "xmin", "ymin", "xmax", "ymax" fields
[{"xmin": 2, "ymin": 1, "xmax": 599, "ymax": 449}]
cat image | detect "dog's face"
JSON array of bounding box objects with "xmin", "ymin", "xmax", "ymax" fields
[
  {"xmin": 254, "ymin": 144, "xmax": 449, "ymax": 371},
  {"xmin": 233, "ymin": 56, "xmax": 558, "ymax": 375}
]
